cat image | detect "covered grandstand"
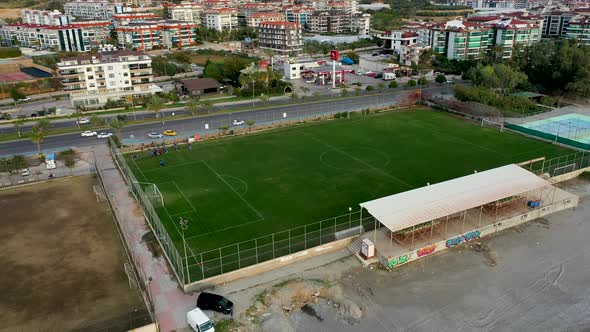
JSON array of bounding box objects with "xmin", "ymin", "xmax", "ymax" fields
[{"xmin": 358, "ymin": 164, "xmax": 578, "ymax": 269}]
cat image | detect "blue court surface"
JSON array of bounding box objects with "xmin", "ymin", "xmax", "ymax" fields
[{"xmin": 521, "ymin": 114, "xmax": 590, "ymax": 144}]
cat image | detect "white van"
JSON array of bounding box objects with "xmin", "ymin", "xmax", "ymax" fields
[{"xmin": 187, "ymin": 308, "xmax": 215, "ymax": 332}]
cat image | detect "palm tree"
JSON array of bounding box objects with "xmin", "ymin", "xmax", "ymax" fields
[
  {"xmin": 147, "ymin": 95, "xmax": 164, "ymax": 118},
  {"xmin": 313, "ymin": 91, "xmax": 321, "ymax": 100},
  {"xmin": 109, "ymin": 117, "xmax": 124, "ymax": 137},
  {"xmin": 201, "ymin": 99, "xmax": 213, "ymax": 114},
  {"xmin": 246, "ymin": 120, "xmax": 255, "ymax": 132},
  {"xmin": 13, "ymin": 117, "xmax": 25, "ymax": 138},
  {"xmin": 187, "ymin": 97, "xmax": 200, "ymax": 117},
  {"xmin": 30, "ymin": 119, "xmax": 49, "ymax": 155},
  {"xmin": 259, "ymin": 94, "xmax": 269, "ymax": 105}
]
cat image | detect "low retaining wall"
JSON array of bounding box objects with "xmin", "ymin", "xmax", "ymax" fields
[
  {"xmin": 381, "ymin": 195, "xmax": 579, "ymax": 270},
  {"xmin": 550, "ymin": 166, "xmax": 590, "ymax": 183},
  {"xmin": 184, "ymin": 236, "xmax": 355, "ymax": 292}
]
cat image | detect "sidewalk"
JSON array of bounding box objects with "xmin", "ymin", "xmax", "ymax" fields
[{"xmin": 94, "ymin": 144, "xmax": 196, "ymax": 332}]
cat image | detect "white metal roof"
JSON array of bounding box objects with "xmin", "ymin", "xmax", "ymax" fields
[{"xmin": 359, "ymin": 164, "xmax": 550, "ymax": 233}]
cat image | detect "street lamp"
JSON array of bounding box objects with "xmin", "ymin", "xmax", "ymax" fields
[
  {"xmin": 252, "ymin": 79, "xmax": 255, "ymax": 109},
  {"xmin": 179, "ymin": 217, "xmax": 189, "ymax": 283},
  {"xmin": 349, "ymin": 206, "xmax": 352, "ymax": 226}
]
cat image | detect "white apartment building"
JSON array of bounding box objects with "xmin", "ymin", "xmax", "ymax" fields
[
  {"xmin": 257, "ymin": 21, "xmax": 303, "ymax": 56},
  {"xmin": 21, "ymin": 9, "xmax": 70, "ymax": 26},
  {"xmin": 202, "ymin": 8, "xmax": 238, "ymax": 31},
  {"xmin": 112, "ymin": 13, "xmax": 157, "ymax": 28},
  {"xmin": 165, "ymin": 3, "xmax": 203, "ymax": 24},
  {"xmin": 0, "ymin": 24, "xmax": 87, "ymax": 52},
  {"xmin": 351, "ymin": 13, "xmax": 371, "ymax": 35},
  {"xmin": 57, "ymin": 50, "xmax": 160, "ymax": 107},
  {"xmin": 246, "ymin": 12, "xmax": 285, "ymax": 28},
  {"xmin": 64, "ymin": 0, "xmax": 128, "ymax": 20}
]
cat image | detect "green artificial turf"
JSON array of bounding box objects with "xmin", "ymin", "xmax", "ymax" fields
[{"xmin": 125, "ymin": 108, "xmax": 572, "ymax": 280}]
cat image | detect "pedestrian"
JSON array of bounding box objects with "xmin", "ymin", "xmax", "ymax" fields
[
  {"xmin": 188, "ymin": 143, "xmax": 192, "ymax": 150},
  {"xmin": 159, "ymin": 159, "xmax": 165, "ymax": 167}
]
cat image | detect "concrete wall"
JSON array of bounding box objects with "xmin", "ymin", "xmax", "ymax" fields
[
  {"xmin": 550, "ymin": 166, "xmax": 590, "ymax": 183},
  {"xmin": 184, "ymin": 236, "xmax": 355, "ymax": 292},
  {"xmin": 383, "ymin": 195, "xmax": 579, "ymax": 270}
]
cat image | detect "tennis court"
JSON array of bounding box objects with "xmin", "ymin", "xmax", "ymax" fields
[{"xmin": 507, "ymin": 113, "xmax": 590, "ymax": 150}]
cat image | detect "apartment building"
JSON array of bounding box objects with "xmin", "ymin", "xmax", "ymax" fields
[
  {"xmin": 285, "ymin": 6, "xmax": 314, "ymax": 26},
  {"xmin": 257, "ymin": 21, "xmax": 303, "ymax": 56},
  {"xmin": 401, "ymin": 22, "xmax": 432, "ymax": 46},
  {"xmin": 21, "ymin": 9, "xmax": 70, "ymax": 26},
  {"xmin": 380, "ymin": 31, "xmax": 419, "ymax": 53},
  {"xmin": 0, "ymin": 24, "xmax": 87, "ymax": 52},
  {"xmin": 57, "ymin": 50, "xmax": 158, "ymax": 107},
  {"xmin": 70, "ymin": 20, "xmax": 112, "ymax": 47},
  {"xmin": 202, "ymin": 8, "xmax": 238, "ymax": 31},
  {"xmin": 112, "ymin": 13, "xmax": 157, "ymax": 28},
  {"xmin": 247, "ymin": 12, "xmax": 285, "ymax": 28},
  {"xmin": 543, "ymin": 11, "xmax": 574, "ymax": 37},
  {"xmin": 164, "ymin": 3, "xmax": 202, "ymax": 24},
  {"xmin": 351, "ymin": 13, "xmax": 371, "ymax": 34},
  {"xmin": 116, "ymin": 20, "xmax": 198, "ymax": 50},
  {"xmin": 429, "ymin": 18, "xmax": 540, "ymax": 60},
  {"xmin": 565, "ymin": 16, "xmax": 590, "ymax": 45},
  {"xmin": 64, "ymin": 0, "xmax": 127, "ymax": 20},
  {"xmin": 309, "ymin": 10, "xmax": 349, "ymax": 33}
]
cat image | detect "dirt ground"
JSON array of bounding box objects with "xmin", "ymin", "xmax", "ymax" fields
[
  {"xmin": 0, "ymin": 9, "xmax": 20, "ymax": 19},
  {"xmin": 190, "ymin": 54, "xmax": 226, "ymax": 65},
  {"xmin": 0, "ymin": 175, "xmax": 150, "ymax": 332},
  {"xmin": 208, "ymin": 178, "xmax": 590, "ymax": 331}
]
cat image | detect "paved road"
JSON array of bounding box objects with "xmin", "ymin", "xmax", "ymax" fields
[{"xmin": 0, "ymin": 86, "xmax": 454, "ymax": 156}]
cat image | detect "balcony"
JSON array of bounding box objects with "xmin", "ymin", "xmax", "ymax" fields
[{"xmin": 58, "ymin": 70, "xmax": 83, "ymax": 77}]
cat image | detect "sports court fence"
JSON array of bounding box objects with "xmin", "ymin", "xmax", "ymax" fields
[
  {"xmin": 185, "ymin": 213, "xmax": 379, "ymax": 282},
  {"xmin": 524, "ymin": 151, "xmax": 590, "ymax": 177},
  {"xmin": 505, "ymin": 123, "xmax": 590, "ymax": 150},
  {"xmin": 109, "ymin": 140, "xmax": 187, "ymax": 286},
  {"xmin": 0, "ymin": 164, "xmax": 94, "ymax": 188}
]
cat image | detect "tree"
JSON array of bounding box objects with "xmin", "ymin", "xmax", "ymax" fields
[
  {"xmin": 366, "ymin": 85, "xmax": 374, "ymax": 91},
  {"xmin": 313, "ymin": 91, "xmax": 321, "ymax": 100},
  {"xmin": 342, "ymin": 88, "xmax": 348, "ymax": 97},
  {"xmin": 246, "ymin": 119, "xmax": 255, "ymax": 132},
  {"xmin": 290, "ymin": 92, "xmax": 299, "ymax": 102},
  {"xmin": 417, "ymin": 48, "xmax": 434, "ymax": 71},
  {"xmin": 377, "ymin": 82, "xmax": 385, "ymax": 92},
  {"xmin": 187, "ymin": 97, "xmax": 200, "ymax": 116},
  {"xmin": 467, "ymin": 63, "xmax": 526, "ymax": 95},
  {"xmin": 417, "ymin": 77, "xmax": 428, "ymax": 85},
  {"xmin": 354, "ymin": 87, "xmax": 362, "ymax": 95},
  {"xmin": 147, "ymin": 95, "xmax": 165, "ymax": 118},
  {"xmin": 201, "ymin": 99, "xmax": 213, "ymax": 114},
  {"xmin": 259, "ymin": 94, "xmax": 269, "ymax": 104},
  {"xmin": 30, "ymin": 119, "xmax": 49, "ymax": 155},
  {"xmin": 219, "ymin": 125, "xmax": 229, "ymax": 136},
  {"xmin": 90, "ymin": 114, "xmax": 105, "ymax": 126},
  {"xmin": 9, "ymin": 87, "xmax": 25, "ymax": 102},
  {"xmin": 435, "ymin": 74, "xmax": 447, "ymax": 83},
  {"xmin": 406, "ymin": 80, "xmax": 417, "ymax": 87},
  {"xmin": 109, "ymin": 117, "xmax": 124, "ymax": 137},
  {"xmin": 13, "ymin": 117, "xmax": 25, "ymax": 138},
  {"xmin": 347, "ymin": 51, "xmax": 359, "ymax": 63}
]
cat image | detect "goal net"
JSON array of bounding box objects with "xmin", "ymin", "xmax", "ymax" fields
[
  {"xmin": 481, "ymin": 118, "xmax": 504, "ymax": 132},
  {"xmin": 144, "ymin": 183, "xmax": 164, "ymax": 208}
]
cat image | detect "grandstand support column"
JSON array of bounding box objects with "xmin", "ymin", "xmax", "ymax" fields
[
  {"xmin": 411, "ymin": 225, "xmax": 415, "ymax": 248},
  {"xmin": 478, "ymin": 206, "xmax": 483, "ymax": 228},
  {"xmin": 359, "ymin": 208, "xmax": 363, "ymax": 235},
  {"xmin": 237, "ymin": 243, "xmax": 241, "ymax": 269},
  {"xmin": 429, "ymin": 220, "xmax": 434, "ymax": 243}
]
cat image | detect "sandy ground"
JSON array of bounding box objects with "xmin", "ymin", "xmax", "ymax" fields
[
  {"xmin": 0, "ymin": 175, "xmax": 150, "ymax": 332},
  {"xmin": 206, "ymin": 178, "xmax": 590, "ymax": 331},
  {"xmin": 0, "ymin": 9, "xmax": 20, "ymax": 19}
]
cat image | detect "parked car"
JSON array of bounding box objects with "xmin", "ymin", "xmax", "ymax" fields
[
  {"xmin": 81, "ymin": 131, "xmax": 97, "ymax": 137},
  {"xmin": 187, "ymin": 308, "xmax": 214, "ymax": 332},
  {"xmin": 163, "ymin": 129, "xmax": 177, "ymax": 136},
  {"xmin": 21, "ymin": 168, "xmax": 30, "ymax": 176},
  {"xmin": 96, "ymin": 132, "xmax": 113, "ymax": 138},
  {"xmin": 77, "ymin": 118, "xmax": 90, "ymax": 125},
  {"xmin": 232, "ymin": 119, "xmax": 245, "ymax": 126},
  {"xmin": 197, "ymin": 292, "xmax": 234, "ymax": 315},
  {"xmin": 366, "ymin": 72, "xmax": 376, "ymax": 77},
  {"xmin": 148, "ymin": 132, "xmax": 163, "ymax": 139},
  {"xmin": 17, "ymin": 97, "xmax": 31, "ymax": 103}
]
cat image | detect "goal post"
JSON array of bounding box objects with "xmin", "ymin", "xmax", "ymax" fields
[
  {"xmin": 481, "ymin": 118, "xmax": 504, "ymax": 132},
  {"xmin": 143, "ymin": 183, "xmax": 164, "ymax": 207}
]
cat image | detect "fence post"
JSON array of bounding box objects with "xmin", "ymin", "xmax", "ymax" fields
[
  {"xmin": 219, "ymin": 248, "xmax": 223, "ymax": 274},
  {"xmin": 237, "ymin": 243, "xmax": 241, "ymax": 269},
  {"xmin": 288, "ymin": 229, "xmax": 291, "ymax": 254},
  {"xmin": 200, "ymin": 253, "xmax": 205, "ymax": 280},
  {"xmin": 304, "ymin": 225, "xmax": 307, "ymax": 249},
  {"xmin": 272, "ymin": 234, "xmax": 275, "ymax": 258},
  {"xmin": 255, "ymin": 239, "xmax": 258, "ymax": 264},
  {"xmin": 320, "ymin": 220, "xmax": 322, "ymax": 245}
]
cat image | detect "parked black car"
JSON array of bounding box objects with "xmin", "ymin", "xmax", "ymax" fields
[{"xmin": 197, "ymin": 292, "xmax": 234, "ymax": 315}]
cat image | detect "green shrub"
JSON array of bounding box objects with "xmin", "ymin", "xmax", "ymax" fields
[
  {"xmin": 366, "ymin": 85, "xmax": 374, "ymax": 91},
  {"xmin": 418, "ymin": 77, "xmax": 428, "ymax": 85},
  {"xmin": 435, "ymin": 74, "xmax": 447, "ymax": 83},
  {"xmin": 0, "ymin": 47, "xmax": 21, "ymax": 58},
  {"xmin": 406, "ymin": 80, "xmax": 417, "ymax": 87},
  {"xmin": 454, "ymin": 85, "xmax": 538, "ymax": 114},
  {"xmin": 64, "ymin": 155, "xmax": 76, "ymax": 167},
  {"xmin": 388, "ymin": 81, "xmax": 398, "ymax": 88}
]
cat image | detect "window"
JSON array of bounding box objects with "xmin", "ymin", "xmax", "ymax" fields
[
  {"xmin": 108, "ymin": 66, "xmax": 113, "ymax": 70},
  {"xmin": 88, "ymin": 75, "xmax": 94, "ymax": 79},
  {"xmin": 109, "ymin": 73, "xmax": 115, "ymax": 78},
  {"xmin": 123, "ymin": 73, "xmax": 128, "ymax": 77}
]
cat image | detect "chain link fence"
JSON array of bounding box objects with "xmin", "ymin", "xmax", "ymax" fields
[
  {"xmin": 525, "ymin": 151, "xmax": 590, "ymax": 177},
  {"xmin": 0, "ymin": 164, "xmax": 94, "ymax": 188}
]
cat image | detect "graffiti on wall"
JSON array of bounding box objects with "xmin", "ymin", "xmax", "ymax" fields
[
  {"xmin": 388, "ymin": 254, "xmax": 410, "ymax": 268},
  {"xmin": 417, "ymin": 244, "xmax": 436, "ymax": 257},
  {"xmin": 446, "ymin": 230, "xmax": 481, "ymax": 248}
]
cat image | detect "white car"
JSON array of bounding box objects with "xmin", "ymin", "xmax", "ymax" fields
[
  {"xmin": 148, "ymin": 132, "xmax": 163, "ymax": 139},
  {"xmin": 17, "ymin": 97, "xmax": 31, "ymax": 103},
  {"xmin": 97, "ymin": 132, "xmax": 113, "ymax": 138},
  {"xmin": 77, "ymin": 118, "xmax": 90, "ymax": 125},
  {"xmin": 232, "ymin": 119, "xmax": 245, "ymax": 126},
  {"xmin": 81, "ymin": 131, "xmax": 97, "ymax": 137},
  {"xmin": 21, "ymin": 168, "xmax": 30, "ymax": 176}
]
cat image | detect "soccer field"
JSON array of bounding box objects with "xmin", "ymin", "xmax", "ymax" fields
[{"xmin": 126, "ymin": 109, "xmax": 571, "ymax": 279}]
